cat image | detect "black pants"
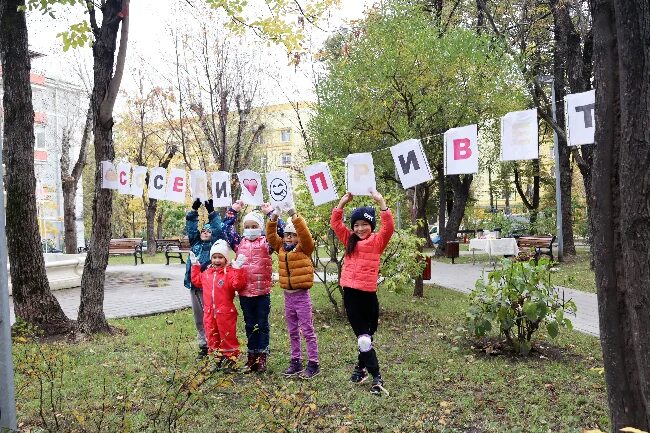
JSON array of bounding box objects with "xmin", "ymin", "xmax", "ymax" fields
[{"xmin": 343, "ymin": 287, "xmax": 380, "ymax": 377}]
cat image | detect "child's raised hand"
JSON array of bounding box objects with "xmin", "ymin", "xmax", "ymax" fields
[
  {"xmin": 369, "ymin": 189, "xmax": 387, "ymax": 210},
  {"xmin": 231, "ymin": 200, "xmax": 244, "ymax": 212},
  {"xmin": 189, "ymin": 251, "xmax": 199, "ymax": 265},
  {"xmin": 232, "ymin": 254, "xmax": 247, "ymax": 269},
  {"xmin": 260, "ymin": 202, "xmax": 274, "ymax": 215},
  {"xmin": 337, "ymin": 192, "xmax": 353, "ymax": 208}
]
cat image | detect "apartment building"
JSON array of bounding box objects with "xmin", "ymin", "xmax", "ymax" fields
[{"xmin": 0, "ymin": 55, "xmax": 87, "ymax": 251}]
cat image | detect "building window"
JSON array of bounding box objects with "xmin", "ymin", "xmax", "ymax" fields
[
  {"xmin": 35, "ymin": 129, "xmax": 46, "ymax": 150},
  {"xmin": 281, "ymin": 153, "xmax": 292, "ymax": 166},
  {"xmin": 280, "ymin": 129, "xmax": 291, "ymax": 142}
]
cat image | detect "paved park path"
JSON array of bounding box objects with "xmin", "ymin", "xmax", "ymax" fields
[
  {"xmin": 424, "ymin": 261, "xmax": 599, "ymax": 336},
  {"xmin": 9, "ymin": 261, "xmax": 600, "ymax": 337}
]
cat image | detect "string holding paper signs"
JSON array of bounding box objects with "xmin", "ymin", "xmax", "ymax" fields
[
  {"xmin": 211, "ymin": 171, "xmax": 232, "ymax": 208},
  {"xmin": 101, "ymin": 161, "xmax": 118, "ymax": 190},
  {"xmin": 444, "ymin": 125, "xmax": 479, "ymax": 175},
  {"xmin": 345, "ymin": 153, "xmax": 376, "ymax": 196},
  {"xmin": 237, "ymin": 169, "xmax": 263, "ymax": 205},
  {"xmin": 390, "ymin": 139, "xmax": 433, "ymax": 188},
  {"xmin": 116, "ymin": 163, "xmax": 132, "ymax": 195},
  {"xmin": 304, "ymin": 162, "xmax": 339, "ymax": 206},
  {"xmin": 501, "ymin": 108, "xmax": 539, "ymax": 161},
  {"xmin": 147, "ymin": 167, "xmax": 167, "ymax": 200},
  {"xmin": 189, "ymin": 170, "xmax": 209, "ymax": 202},
  {"xmin": 266, "ymin": 171, "xmax": 294, "ymax": 207},
  {"xmin": 166, "ymin": 169, "xmax": 187, "ymax": 204},
  {"xmin": 565, "ymin": 90, "xmax": 595, "ymax": 146},
  {"xmin": 130, "ymin": 166, "xmax": 148, "ymax": 197}
]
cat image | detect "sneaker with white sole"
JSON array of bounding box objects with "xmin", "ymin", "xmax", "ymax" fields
[
  {"xmin": 370, "ymin": 375, "xmax": 389, "ymax": 396},
  {"xmin": 350, "ymin": 364, "xmax": 368, "ymax": 384}
]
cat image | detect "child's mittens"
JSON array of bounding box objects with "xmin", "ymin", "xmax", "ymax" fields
[
  {"xmin": 286, "ymin": 207, "xmax": 296, "ymax": 217},
  {"xmin": 232, "ymin": 254, "xmax": 247, "ymax": 269},
  {"xmin": 189, "ymin": 251, "xmax": 199, "ymax": 265},
  {"xmin": 204, "ymin": 199, "xmax": 215, "ymax": 214}
]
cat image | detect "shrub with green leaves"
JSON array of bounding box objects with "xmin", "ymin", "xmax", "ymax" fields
[{"xmin": 466, "ymin": 258, "xmax": 576, "ymax": 355}]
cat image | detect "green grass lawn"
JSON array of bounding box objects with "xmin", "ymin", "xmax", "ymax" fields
[
  {"xmin": 13, "ymin": 284, "xmax": 609, "ymax": 432},
  {"xmin": 551, "ymin": 250, "xmax": 596, "ymax": 293}
]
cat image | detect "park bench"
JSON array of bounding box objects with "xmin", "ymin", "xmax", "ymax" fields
[
  {"xmin": 516, "ymin": 235, "xmax": 555, "ymax": 263},
  {"xmin": 154, "ymin": 238, "xmax": 183, "ymax": 253},
  {"xmin": 164, "ymin": 237, "xmax": 191, "ymax": 265},
  {"xmin": 109, "ymin": 238, "xmax": 144, "ymax": 266}
]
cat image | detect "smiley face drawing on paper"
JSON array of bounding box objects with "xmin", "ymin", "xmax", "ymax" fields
[{"xmin": 269, "ymin": 177, "xmax": 288, "ymax": 202}]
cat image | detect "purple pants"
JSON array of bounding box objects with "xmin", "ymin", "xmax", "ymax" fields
[{"xmin": 284, "ymin": 289, "xmax": 319, "ymax": 363}]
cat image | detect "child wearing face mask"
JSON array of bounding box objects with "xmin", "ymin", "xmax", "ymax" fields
[
  {"xmin": 222, "ymin": 199, "xmax": 285, "ymax": 373},
  {"xmin": 331, "ymin": 189, "xmax": 394, "ymax": 396},
  {"xmin": 266, "ymin": 205, "xmax": 320, "ymax": 379},
  {"xmin": 190, "ymin": 240, "xmax": 247, "ymax": 372}
]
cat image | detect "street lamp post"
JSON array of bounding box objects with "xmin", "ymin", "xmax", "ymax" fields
[
  {"xmin": 0, "ymin": 120, "xmax": 18, "ymax": 430},
  {"xmin": 537, "ymin": 75, "xmax": 563, "ymax": 262}
]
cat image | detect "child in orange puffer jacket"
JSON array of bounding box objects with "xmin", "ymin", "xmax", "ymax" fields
[
  {"xmin": 331, "ymin": 189, "xmax": 394, "ymax": 396},
  {"xmin": 190, "ymin": 240, "xmax": 247, "ymax": 371},
  {"xmin": 267, "ymin": 205, "xmax": 320, "ymax": 380}
]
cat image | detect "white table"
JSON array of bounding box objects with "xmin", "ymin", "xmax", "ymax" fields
[{"xmin": 469, "ymin": 238, "xmax": 519, "ymax": 264}]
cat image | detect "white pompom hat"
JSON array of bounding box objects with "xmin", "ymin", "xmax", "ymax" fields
[{"xmin": 209, "ymin": 239, "xmax": 234, "ymax": 263}]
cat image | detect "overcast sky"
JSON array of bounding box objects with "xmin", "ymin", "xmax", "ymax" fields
[{"xmin": 27, "ymin": 0, "xmax": 373, "ymax": 108}]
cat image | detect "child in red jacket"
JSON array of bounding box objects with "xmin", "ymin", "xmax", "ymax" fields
[
  {"xmin": 190, "ymin": 239, "xmax": 247, "ymax": 370},
  {"xmin": 331, "ymin": 189, "xmax": 394, "ymax": 396}
]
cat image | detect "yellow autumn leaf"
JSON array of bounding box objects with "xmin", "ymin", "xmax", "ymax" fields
[
  {"xmin": 621, "ymin": 428, "xmax": 649, "ymax": 433},
  {"xmin": 581, "ymin": 430, "xmax": 605, "ymax": 433}
]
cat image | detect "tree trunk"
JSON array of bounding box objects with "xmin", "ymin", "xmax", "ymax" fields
[
  {"xmin": 412, "ymin": 184, "xmax": 430, "ymax": 297},
  {"xmin": 78, "ymin": 0, "xmax": 127, "ymax": 334},
  {"xmin": 591, "ymin": 0, "xmax": 650, "ymax": 427},
  {"xmin": 513, "ymin": 162, "xmax": 540, "ymax": 225},
  {"xmin": 62, "ymin": 179, "xmax": 78, "ymax": 254},
  {"xmin": 61, "ymin": 105, "xmax": 92, "ymax": 254},
  {"xmin": 550, "ymin": 0, "xmax": 577, "ymax": 256},
  {"xmin": 145, "ymin": 199, "xmax": 158, "ymax": 256},
  {"xmin": 0, "ymin": 0, "xmax": 72, "ymax": 335},
  {"xmin": 445, "ymin": 175, "xmax": 472, "ymax": 240},
  {"xmin": 156, "ymin": 208, "xmax": 163, "ymax": 241},
  {"xmin": 435, "ymin": 166, "xmax": 446, "ymax": 256}
]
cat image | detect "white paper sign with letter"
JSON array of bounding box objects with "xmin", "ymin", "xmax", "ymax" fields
[
  {"xmin": 565, "ymin": 90, "xmax": 595, "ymax": 146},
  {"xmin": 304, "ymin": 162, "xmax": 339, "ymax": 206},
  {"xmin": 501, "ymin": 108, "xmax": 539, "ymax": 161},
  {"xmin": 166, "ymin": 168, "xmax": 187, "ymax": 204},
  {"xmin": 345, "ymin": 153, "xmax": 376, "ymax": 196},
  {"xmin": 189, "ymin": 170, "xmax": 209, "ymax": 202},
  {"xmin": 237, "ymin": 169, "xmax": 263, "ymax": 205},
  {"xmin": 130, "ymin": 165, "xmax": 148, "ymax": 197},
  {"xmin": 211, "ymin": 171, "xmax": 232, "ymax": 208},
  {"xmin": 148, "ymin": 167, "xmax": 167, "ymax": 200},
  {"xmin": 266, "ymin": 171, "xmax": 294, "ymax": 207},
  {"xmin": 116, "ymin": 162, "xmax": 132, "ymax": 194},
  {"xmin": 390, "ymin": 139, "xmax": 433, "ymax": 188},
  {"xmin": 444, "ymin": 125, "xmax": 479, "ymax": 175},
  {"xmin": 101, "ymin": 161, "xmax": 119, "ymax": 190}
]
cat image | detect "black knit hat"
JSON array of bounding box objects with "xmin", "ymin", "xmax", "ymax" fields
[{"xmin": 350, "ymin": 206, "xmax": 376, "ymax": 231}]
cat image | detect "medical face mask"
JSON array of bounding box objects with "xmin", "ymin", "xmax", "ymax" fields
[{"xmin": 243, "ymin": 228, "xmax": 262, "ymax": 240}]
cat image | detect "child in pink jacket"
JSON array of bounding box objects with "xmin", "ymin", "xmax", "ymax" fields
[
  {"xmin": 190, "ymin": 240, "xmax": 247, "ymax": 371},
  {"xmin": 331, "ymin": 189, "xmax": 394, "ymax": 396}
]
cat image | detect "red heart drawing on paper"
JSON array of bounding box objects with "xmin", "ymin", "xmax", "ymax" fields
[{"xmin": 242, "ymin": 178, "xmax": 258, "ymax": 196}]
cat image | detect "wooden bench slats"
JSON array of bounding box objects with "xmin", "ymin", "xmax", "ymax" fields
[
  {"xmin": 109, "ymin": 238, "xmax": 144, "ymax": 266},
  {"xmin": 516, "ymin": 235, "xmax": 555, "ymax": 262}
]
